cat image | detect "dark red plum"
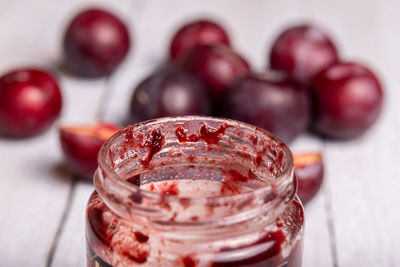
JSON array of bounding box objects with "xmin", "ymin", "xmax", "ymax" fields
[
  {"xmin": 270, "ymin": 24, "xmax": 338, "ymax": 85},
  {"xmin": 60, "ymin": 122, "xmax": 120, "ymax": 181},
  {"xmin": 170, "ymin": 19, "xmax": 230, "ymax": 61},
  {"xmin": 182, "ymin": 44, "xmax": 250, "ymax": 99},
  {"xmin": 222, "ymin": 72, "xmax": 310, "ymax": 143},
  {"xmin": 63, "ymin": 8, "xmax": 131, "ymax": 77},
  {"xmin": 130, "ymin": 68, "xmax": 210, "ymax": 122},
  {"xmin": 0, "ymin": 69, "xmax": 62, "ymax": 137},
  {"xmin": 311, "ymin": 62, "xmax": 383, "ymax": 139},
  {"xmin": 294, "ymin": 153, "xmax": 324, "ymax": 205}
]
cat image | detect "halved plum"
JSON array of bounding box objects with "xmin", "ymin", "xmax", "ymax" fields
[
  {"xmin": 294, "ymin": 152, "xmax": 324, "ymax": 205},
  {"xmin": 59, "ymin": 122, "xmax": 120, "ymax": 181}
]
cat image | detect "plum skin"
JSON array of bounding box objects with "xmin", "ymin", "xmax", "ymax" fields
[
  {"xmin": 294, "ymin": 153, "xmax": 324, "ymax": 205},
  {"xmin": 0, "ymin": 69, "xmax": 62, "ymax": 137},
  {"xmin": 129, "ymin": 67, "xmax": 211, "ymax": 123},
  {"xmin": 269, "ymin": 24, "xmax": 338, "ymax": 86},
  {"xmin": 311, "ymin": 62, "xmax": 383, "ymax": 139},
  {"xmin": 221, "ymin": 72, "xmax": 310, "ymax": 143},
  {"xmin": 170, "ymin": 19, "xmax": 230, "ymax": 62},
  {"xmin": 63, "ymin": 8, "xmax": 131, "ymax": 77},
  {"xmin": 182, "ymin": 44, "xmax": 250, "ymax": 100},
  {"xmin": 59, "ymin": 123, "xmax": 120, "ymax": 181}
]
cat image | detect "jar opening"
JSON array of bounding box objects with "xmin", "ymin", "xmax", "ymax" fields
[{"xmin": 95, "ymin": 116, "xmax": 295, "ymax": 225}]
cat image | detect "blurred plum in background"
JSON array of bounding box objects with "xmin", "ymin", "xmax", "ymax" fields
[
  {"xmin": 129, "ymin": 67, "xmax": 210, "ymax": 122},
  {"xmin": 63, "ymin": 8, "xmax": 131, "ymax": 77},
  {"xmin": 269, "ymin": 24, "xmax": 338, "ymax": 86},
  {"xmin": 311, "ymin": 62, "xmax": 383, "ymax": 139},
  {"xmin": 221, "ymin": 72, "xmax": 310, "ymax": 143},
  {"xmin": 169, "ymin": 19, "xmax": 230, "ymax": 62},
  {"xmin": 182, "ymin": 44, "xmax": 250, "ymax": 101}
]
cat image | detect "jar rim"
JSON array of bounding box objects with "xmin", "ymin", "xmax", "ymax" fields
[{"xmin": 97, "ymin": 116, "xmax": 294, "ymax": 205}]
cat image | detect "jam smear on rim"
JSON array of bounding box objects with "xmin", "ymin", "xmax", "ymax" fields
[
  {"xmin": 175, "ymin": 123, "xmax": 230, "ymax": 145},
  {"xmin": 134, "ymin": 231, "xmax": 149, "ymax": 243},
  {"xmin": 139, "ymin": 129, "xmax": 165, "ymax": 167},
  {"xmin": 181, "ymin": 255, "xmax": 199, "ymax": 267}
]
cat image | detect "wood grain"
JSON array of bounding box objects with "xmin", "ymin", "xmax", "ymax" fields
[
  {"xmin": 0, "ymin": 1, "xmax": 111, "ymax": 266},
  {"xmin": 50, "ymin": 182, "xmax": 94, "ymax": 267},
  {"xmin": 0, "ymin": 2, "xmax": 72, "ymax": 266},
  {"xmin": 305, "ymin": 0, "xmax": 399, "ymax": 266},
  {"xmin": 0, "ymin": 0, "xmax": 398, "ymax": 266}
]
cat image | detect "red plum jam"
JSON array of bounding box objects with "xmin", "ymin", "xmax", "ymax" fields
[{"xmin": 86, "ymin": 116, "xmax": 304, "ymax": 267}]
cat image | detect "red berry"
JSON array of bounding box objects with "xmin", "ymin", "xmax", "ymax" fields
[
  {"xmin": 311, "ymin": 62, "xmax": 383, "ymax": 139},
  {"xmin": 270, "ymin": 24, "xmax": 338, "ymax": 85},
  {"xmin": 63, "ymin": 8, "xmax": 131, "ymax": 77},
  {"xmin": 0, "ymin": 69, "xmax": 62, "ymax": 137},
  {"xmin": 222, "ymin": 72, "xmax": 310, "ymax": 143},
  {"xmin": 130, "ymin": 67, "xmax": 210, "ymax": 122},
  {"xmin": 170, "ymin": 19, "xmax": 230, "ymax": 61},
  {"xmin": 182, "ymin": 44, "xmax": 250, "ymax": 99}
]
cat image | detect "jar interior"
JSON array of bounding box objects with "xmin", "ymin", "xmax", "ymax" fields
[
  {"xmin": 108, "ymin": 118, "xmax": 289, "ymax": 186},
  {"xmin": 136, "ymin": 165, "xmax": 259, "ymax": 197},
  {"xmin": 96, "ymin": 117, "xmax": 295, "ymax": 226}
]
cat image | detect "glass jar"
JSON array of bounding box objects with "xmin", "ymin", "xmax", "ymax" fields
[{"xmin": 86, "ymin": 116, "xmax": 304, "ymax": 267}]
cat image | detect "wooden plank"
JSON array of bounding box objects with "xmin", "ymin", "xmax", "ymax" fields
[
  {"xmin": 0, "ymin": 131, "xmax": 71, "ymax": 267},
  {"xmin": 0, "ymin": 1, "xmax": 70, "ymax": 266},
  {"xmin": 50, "ymin": 181, "xmax": 94, "ymax": 267},
  {"xmin": 0, "ymin": 0, "xmax": 110, "ymax": 266},
  {"xmin": 307, "ymin": 0, "xmax": 399, "ymax": 266}
]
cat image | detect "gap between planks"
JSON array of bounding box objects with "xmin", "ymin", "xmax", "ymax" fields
[
  {"xmin": 322, "ymin": 141, "xmax": 339, "ymax": 267},
  {"xmin": 46, "ymin": 178, "xmax": 77, "ymax": 267},
  {"xmin": 47, "ymin": 57, "xmax": 118, "ymax": 266}
]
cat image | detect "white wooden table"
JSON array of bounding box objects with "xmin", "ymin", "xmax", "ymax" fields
[{"xmin": 0, "ymin": 0, "xmax": 398, "ymax": 266}]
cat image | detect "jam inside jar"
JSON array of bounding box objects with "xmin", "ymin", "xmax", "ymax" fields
[{"xmin": 86, "ymin": 116, "xmax": 304, "ymax": 267}]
